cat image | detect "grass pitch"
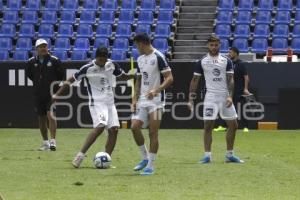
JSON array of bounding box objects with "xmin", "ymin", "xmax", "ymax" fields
[{"xmin": 0, "ymin": 129, "xmax": 299, "ymax": 200}]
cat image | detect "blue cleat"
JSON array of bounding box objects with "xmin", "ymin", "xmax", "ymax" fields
[
  {"xmin": 133, "ymin": 159, "xmax": 148, "ymax": 171},
  {"xmin": 225, "ymin": 155, "xmax": 245, "ymax": 163},
  {"xmin": 140, "ymin": 167, "xmax": 154, "ymax": 176},
  {"xmin": 199, "ymin": 156, "xmax": 211, "ymax": 164}
]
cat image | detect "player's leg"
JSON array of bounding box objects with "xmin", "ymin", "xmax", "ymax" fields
[
  {"xmin": 105, "ymin": 127, "xmax": 118, "ymax": 156},
  {"xmin": 38, "ymin": 115, "xmax": 50, "ymax": 151},
  {"xmin": 199, "ymin": 120, "xmax": 215, "ymax": 163},
  {"xmin": 47, "ymin": 110, "xmax": 57, "ymax": 151}
]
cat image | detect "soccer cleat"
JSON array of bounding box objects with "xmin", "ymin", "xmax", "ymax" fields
[
  {"xmin": 243, "ymin": 128, "xmax": 249, "ymax": 133},
  {"xmin": 133, "ymin": 159, "xmax": 148, "ymax": 171},
  {"xmin": 199, "ymin": 156, "xmax": 211, "ymax": 164},
  {"xmin": 140, "ymin": 167, "xmax": 154, "ymax": 176},
  {"xmin": 38, "ymin": 143, "xmax": 50, "ymax": 151},
  {"xmin": 225, "ymin": 155, "xmax": 245, "ymax": 163},
  {"xmin": 49, "ymin": 140, "xmax": 56, "ymax": 151},
  {"xmin": 213, "ymin": 126, "xmax": 227, "ymax": 132},
  {"xmin": 72, "ymin": 153, "xmax": 85, "ymax": 168}
]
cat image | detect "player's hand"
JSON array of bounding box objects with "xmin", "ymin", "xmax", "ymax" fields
[
  {"xmin": 187, "ymin": 101, "xmax": 194, "ymax": 112},
  {"xmin": 131, "ymin": 100, "xmax": 137, "ymax": 113},
  {"xmin": 226, "ymin": 97, "xmax": 233, "ymax": 107},
  {"xmin": 243, "ymin": 89, "xmax": 250, "ymax": 95},
  {"xmin": 146, "ymin": 89, "xmax": 158, "ymax": 100}
]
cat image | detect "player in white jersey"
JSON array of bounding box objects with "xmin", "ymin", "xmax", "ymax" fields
[
  {"xmin": 131, "ymin": 33, "xmax": 173, "ymax": 175},
  {"xmin": 52, "ymin": 47, "xmax": 135, "ymax": 168},
  {"xmin": 188, "ymin": 35, "xmax": 244, "ymax": 163}
]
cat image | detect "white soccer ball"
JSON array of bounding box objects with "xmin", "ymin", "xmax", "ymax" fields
[{"xmin": 93, "ymin": 152, "xmax": 111, "ymax": 169}]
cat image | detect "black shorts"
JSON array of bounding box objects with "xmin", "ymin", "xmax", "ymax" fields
[{"xmin": 34, "ymin": 97, "xmax": 55, "ymax": 116}]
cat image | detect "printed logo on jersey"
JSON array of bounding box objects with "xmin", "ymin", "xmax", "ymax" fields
[
  {"xmin": 100, "ymin": 77, "xmax": 107, "ymax": 85},
  {"xmin": 205, "ymin": 108, "xmax": 214, "ymax": 117},
  {"xmin": 142, "ymin": 72, "xmax": 150, "ymax": 85},
  {"xmin": 150, "ymin": 59, "xmax": 156, "ymax": 66},
  {"xmin": 212, "ymin": 68, "xmax": 222, "ymax": 82},
  {"xmin": 47, "ymin": 61, "xmax": 52, "ymax": 67}
]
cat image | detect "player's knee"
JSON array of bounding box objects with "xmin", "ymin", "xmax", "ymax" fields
[
  {"xmin": 131, "ymin": 121, "xmax": 142, "ymax": 133},
  {"xmin": 109, "ymin": 127, "xmax": 118, "ymax": 135}
]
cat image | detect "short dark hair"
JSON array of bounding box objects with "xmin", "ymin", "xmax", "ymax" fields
[
  {"xmin": 207, "ymin": 34, "xmax": 220, "ymax": 43},
  {"xmin": 133, "ymin": 33, "xmax": 151, "ymax": 45},
  {"xmin": 230, "ymin": 46, "xmax": 240, "ymax": 55},
  {"xmin": 95, "ymin": 46, "xmax": 108, "ymax": 58}
]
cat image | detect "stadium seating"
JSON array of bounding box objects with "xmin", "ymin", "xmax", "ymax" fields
[
  {"xmin": 99, "ymin": 10, "xmax": 115, "ymax": 24},
  {"xmin": 53, "ymin": 38, "xmax": 71, "ymax": 51},
  {"xmin": 60, "ymin": 11, "xmax": 76, "ymax": 24},
  {"xmin": 218, "ymin": 0, "xmax": 235, "ymax": 11},
  {"xmin": 0, "ymin": 24, "xmax": 16, "ymax": 38},
  {"xmin": 95, "ymin": 24, "xmax": 112, "ymax": 38},
  {"xmin": 44, "ymin": 0, "xmax": 60, "ymax": 11},
  {"xmin": 253, "ymin": 24, "xmax": 270, "ymax": 38},
  {"xmin": 24, "ymin": 0, "xmax": 41, "ymax": 11},
  {"xmin": 118, "ymin": 10, "xmax": 135, "ymax": 24},
  {"xmin": 291, "ymin": 38, "xmax": 300, "ymax": 53},
  {"xmin": 2, "ymin": 11, "xmax": 19, "ymax": 24},
  {"xmin": 52, "ymin": 50, "xmax": 68, "ymax": 61},
  {"xmin": 155, "ymin": 24, "xmax": 172, "ymax": 38},
  {"xmin": 111, "ymin": 50, "xmax": 127, "ymax": 61},
  {"xmin": 41, "ymin": 11, "xmax": 58, "ymax": 24},
  {"xmin": 73, "ymin": 38, "xmax": 90, "ymax": 51},
  {"xmin": 0, "ymin": 50, "xmax": 9, "ymax": 61},
  {"xmin": 152, "ymin": 38, "xmax": 169, "ymax": 53},
  {"xmin": 79, "ymin": 11, "xmax": 96, "ymax": 24},
  {"xmin": 216, "ymin": 11, "xmax": 233, "ymax": 24},
  {"xmin": 232, "ymin": 38, "xmax": 249, "ymax": 53},
  {"xmin": 101, "ymin": 0, "xmax": 118, "ymax": 11},
  {"xmin": 257, "ymin": 0, "xmax": 273, "ymax": 11},
  {"xmin": 16, "ymin": 38, "xmax": 32, "ymax": 51},
  {"xmin": 6, "ymin": 0, "xmax": 22, "ymax": 11},
  {"xmin": 292, "ymin": 24, "xmax": 300, "ymax": 38},
  {"xmin": 135, "ymin": 24, "xmax": 151, "ymax": 36},
  {"xmin": 71, "ymin": 50, "xmax": 87, "ymax": 61},
  {"xmin": 234, "ymin": 25, "xmax": 250, "ymax": 38},
  {"xmin": 38, "ymin": 24, "xmax": 54, "ymax": 38},
  {"xmin": 22, "ymin": 11, "xmax": 39, "ymax": 24},
  {"xmin": 237, "ymin": 0, "xmax": 253, "ymax": 11},
  {"xmin": 0, "ymin": 38, "xmax": 13, "ymax": 51},
  {"xmin": 138, "ymin": 11, "xmax": 154, "ymax": 25},
  {"xmin": 272, "ymin": 38, "xmax": 288, "ymax": 52},
  {"xmin": 277, "ymin": 0, "xmax": 292, "ymax": 11},
  {"xmin": 121, "ymin": 0, "xmax": 137, "ymax": 11},
  {"xmin": 159, "ymin": 0, "xmax": 176, "ymax": 11},
  {"xmin": 76, "ymin": 24, "xmax": 93, "ymax": 38},
  {"xmin": 13, "ymin": 50, "xmax": 29, "ymax": 61},
  {"xmin": 57, "ymin": 24, "xmax": 74, "ymax": 38},
  {"xmin": 94, "ymin": 37, "xmax": 110, "ymax": 49},
  {"xmin": 115, "ymin": 24, "xmax": 132, "ymax": 38},
  {"xmin": 215, "ymin": 24, "xmax": 231, "ymax": 38},
  {"xmin": 83, "ymin": 0, "xmax": 99, "ymax": 11},
  {"xmin": 255, "ymin": 11, "xmax": 272, "ymax": 24},
  {"xmin": 220, "ymin": 39, "xmax": 229, "ymax": 53},
  {"xmin": 275, "ymin": 11, "xmax": 291, "ymax": 24},
  {"xmin": 140, "ymin": 0, "xmax": 156, "ymax": 12},
  {"xmin": 18, "ymin": 24, "xmax": 35, "ymax": 38},
  {"xmin": 235, "ymin": 11, "xmax": 252, "ymax": 24},
  {"xmin": 62, "ymin": 0, "xmax": 78, "ymax": 11},
  {"xmin": 131, "ymin": 48, "xmax": 140, "ymax": 60},
  {"xmin": 113, "ymin": 38, "xmax": 129, "ymax": 50},
  {"xmin": 272, "ymin": 24, "xmax": 289, "ymax": 38},
  {"xmin": 252, "ymin": 38, "xmax": 268, "ymax": 53},
  {"xmin": 157, "ymin": 11, "xmax": 174, "ymax": 24}
]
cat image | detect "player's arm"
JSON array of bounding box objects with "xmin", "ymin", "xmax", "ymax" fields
[
  {"xmin": 188, "ymin": 75, "xmax": 201, "ymax": 111},
  {"xmin": 116, "ymin": 72, "xmax": 135, "ymax": 81},
  {"xmin": 147, "ymin": 71, "xmax": 173, "ymax": 100},
  {"xmin": 242, "ymin": 63, "xmax": 250, "ymax": 95},
  {"xmin": 25, "ymin": 60, "xmax": 33, "ymax": 81},
  {"xmin": 52, "ymin": 76, "xmax": 75, "ymax": 101}
]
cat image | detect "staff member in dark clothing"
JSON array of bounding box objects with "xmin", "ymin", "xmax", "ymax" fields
[
  {"xmin": 229, "ymin": 47, "xmax": 250, "ymax": 132},
  {"xmin": 26, "ymin": 39, "xmax": 65, "ymax": 151}
]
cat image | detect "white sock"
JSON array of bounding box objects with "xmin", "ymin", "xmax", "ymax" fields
[
  {"xmin": 139, "ymin": 144, "xmax": 148, "ymax": 160},
  {"xmin": 205, "ymin": 152, "xmax": 212, "ymax": 157},
  {"xmin": 43, "ymin": 140, "xmax": 50, "ymax": 145},
  {"xmin": 227, "ymin": 150, "xmax": 234, "ymax": 157},
  {"xmin": 77, "ymin": 152, "xmax": 85, "ymax": 157},
  {"xmin": 50, "ymin": 139, "xmax": 56, "ymax": 143},
  {"xmin": 146, "ymin": 153, "xmax": 157, "ymax": 169}
]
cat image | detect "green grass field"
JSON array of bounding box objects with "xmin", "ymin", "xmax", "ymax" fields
[{"xmin": 0, "ymin": 129, "xmax": 300, "ymax": 200}]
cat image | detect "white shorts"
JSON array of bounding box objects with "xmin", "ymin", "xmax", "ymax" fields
[
  {"xmin": 89, "ymin": 103, "xmax": 120, "ymax": 128},
  {"xmin": 131, "ymin": 100, "xmax": 164, "ymax": 128},
  {"xmin": 203, "ymin": 93, "xmax": 237, "ymax": 121}
]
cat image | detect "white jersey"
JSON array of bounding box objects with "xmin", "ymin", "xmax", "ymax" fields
[
  {"xmin": 194, "ymin": 54, "xmax": 234, "ymax": 94},
  {"xmin": 136, "ymin": 49, "xmax": 171, "ymax": 104},
  {"xmin": 73, "ymin": 59, "xmax": 123, "ymax": 106}
]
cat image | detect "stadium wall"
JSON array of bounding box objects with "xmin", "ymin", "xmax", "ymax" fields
[{"xmin": 1, "ymin": 62, "xmax": 300, "ymax": 129}]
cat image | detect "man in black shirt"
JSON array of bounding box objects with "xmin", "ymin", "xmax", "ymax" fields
[{"xmin": 26, "ymin": 39, "xmax": 65, "ymax": 150}]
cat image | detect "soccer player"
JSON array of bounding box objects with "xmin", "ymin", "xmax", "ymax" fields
[
  {"xmin": 26, "ymin": 39, "xmax": 64, "ymax": 151},
  {"xmin": 131, "ymin": 33, "xmax": 174, "ymax": 175},
  {"xmin": 52, "ymin": 47, "xmax": 135, "ymax": 168},
  {"xmin": 188, "ymin": 35, "xmax": 244, "ymax": 163}
]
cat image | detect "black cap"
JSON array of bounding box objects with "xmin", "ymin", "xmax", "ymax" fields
[
  {"xmin": 230, "ymin": 46, "xmax": 240, "ymax": 55},
  {"xmin": 95, "ymin": 46, "xmax": 108, "ymax": 58}
]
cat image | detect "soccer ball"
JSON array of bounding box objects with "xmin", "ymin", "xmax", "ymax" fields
[{"xmin": 93, "ymin": 152, "xmax": 111, "ymax": 169}]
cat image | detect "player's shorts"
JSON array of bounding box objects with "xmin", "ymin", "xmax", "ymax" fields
[
  {"xmin": 34, "ymin": 97, "xmax": 55, "ymax": 116},
  {"xmin": 203, "ymin": 92, "xmax": 237, "ymax": 121},
  {"xmin": 131, "ymin": 100, "xmax": 164, "ymax": 128},
  {"xmin": 89, "ymin": 103, "xmax": 120, "ymax": 128}
]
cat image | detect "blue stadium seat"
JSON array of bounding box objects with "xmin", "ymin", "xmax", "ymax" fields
[
  {"xmin": 16, "ymin": 38, "xmax": 32, "ymax": 51},
  {"xmin": 215, "ymin": 24, "xmax": 231, "ymax": 38},
  {"xmin": 234, "ymin": 25, "xmax": 250, "ymax": 38},
  {"xmin": 99, "ymin": 10, "xmax": 115, "ymax": 24},
  {"xmin": 277, "ymin": 0, "xmax": 292, "ymax": 11},
  {"xmin": 218, "ymin": 0, "xmax": 234, "ymax": 11},
  {"xmin": 232, "ymin": 38, "xmax": 249, "ymax": 53},
  {"xmin": 44, "ymin": 0, "xmax": 60, "ymax": 11},
  {"xmin": 83, "ymin": 0, "xmax": 99, "ymax": 11},
  {"xmin": 38, "ymin": 24, "xmax": 54, "ymax": 38},
  {"xmin": 111, "ymin": 50, "xmax": 127, "ymax": 61},
  {"xmin": 121, "ymin": 0, "xmax": 137, "ymax": 11},
  {"xmin": 22, "ymin": 11, "xmax": 38, "ymax": 24},
  {"xmin": 135, "ymin": 24, "xmax": 151, "ymax": 35},
  {"xmin": 140, "ymin": 0, "xmax": 156, "ymax": 11},
  {"xmin": 255, "ymin": 11, "xmax": 272, "ymax": 24},
  {"xmin": 0, "ymin": 50, "xmax": 9, "ymax": 61},
  {"xmin": 2, "ymin": 11, "xmax": 19, "ymax": 24},
  {"xmin": 0, "ymin": 0, "xmax": 2, "ymax": 10},
  {"xmin": 71, "ymin": 50, "xmax": 87, "ymax": 60},
  {"xmin": 216, "ymin": 11, "xmax": 233, "ymax": 24},
  {"xmin": 292, "ymin": 24, "xmax": 300, "ymax": 38},
  {"xmin": 235, "ymin": 11, "xmax": 252, "ymax": 24},
  {"xmin": 60, "ymin": 11, "xmax": 76, "ymax": 24},
  {"xmin": 220, "ymin": 39, "xmax": 229, "ymax": 53},
  {"xmin": 41, "ymin": 11, "xmax": 57, "ymax": 24},
  {"xmin": 152, "ymin": 38, "xmax": 168, "ymax": 53},
  {"xmin": 94, "ymin": 37, "xmax": 110, "ymax": 49},
  {"xmin": 251, "ymin": 38, "xmax": 268, "ymax": 53},
  {"xmin": 73, "ymin": 38, "xmax": 90, "ymax": 51},
  {"xmin": 24, "ymin": 0, "xmax": 40, "ymax": 11},
  {"xmin": 294, "ymin": 11, "xmax": 300, "ymax": 23},
  {"xmin": 157, "ymin": 11, "xmax": 174, "ymax": 25},
  {"xmin": 253, "ymin": 24, "xmax": 270, "ymax": 38},
  {"xmin": 0, "ymin": 38, "xmax": 13, "ymax": 51},
  {"xmin": 54, "ymin": 38, "xmax": 71, "ymax": 50},
  {"xmin": 6, "ymin": 0, "xmax": 22, "ymax": 10},
  {"xmin": 155, "ymin": 24, "xmax": 171, "ymax": 38},
  {"xmin": 40, "ymin": 38, "xmax": 52, "ymax": 49},
  {"xmin": 118, "ymin": 10, "xmax": 134, "ymax": 24},
  {"xmin": 101, "ymin": 0, "xmax": 118, "ymax": 11},
  {"xmin": 275, "ymin": 11, "xmax": 291, "ymax": 24},
  {"xmin": 131, "ymin": 48, "xmax": 140, "ymax": 60},
  {"xmin": 237, "ymin": 0, "xmax": 253, "ymax": 11},
  {"xmin": 57, "ymin": 24, "xmax": 74, "ymax": 37},
  {"xmin": 113, "ymin": 38, "xmax": 129, "ymax": 50},
  {"xmin": 297, "ymin": 1, "xmax": 300, "ymax": 11},
  {"xmin": 257, "ymin": 0, "xmax": 273, "ymax": 11},
  {"xmin": 13, "ymin": 50, "xmax": 29, "ymax": 61},
  {"xmin": 159, "ymin": 0, "xmax": 175, "ymax": 11},
  {"xmin": 138, "ymin": 11, "xmax": 154, "ymax": 25},
  {"xmin": 0, "ymin": 24, "xmax": 16, "ymax": 38},
  {"xmin": 95, "ymin": 24, "xmax": 112, "ymax": 38},
  {"xmin": 115, "ymin": 24, "xmax": 132, "ymax": 38},
  {"xmin": 291, "ymin": 38, "xmax": 300, "ymax": 53},
  {"xmin": 52, "ymin": 50, "xmax": 68, "ymax": 61},
  {"xmin": 19, "ymin": 24, "xmax": 35, "ymax": 38},
  {"xmin": 273, "ymin": 24, "xmax": 289, "ymax": 38},
  {"xmin": 77, "ymin": 24, "xmax": 93, "ymax": 38},
  {"xmin": 62, "ymin": 0, "xmax": 78, "ymax": 11},
  {"xmin": 272, "ymin": 38, "xmax": 288, "ymax": 52},
  {"xmin": 79, "ymin": 10, "xmax": 96, "ymax": 24}
]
